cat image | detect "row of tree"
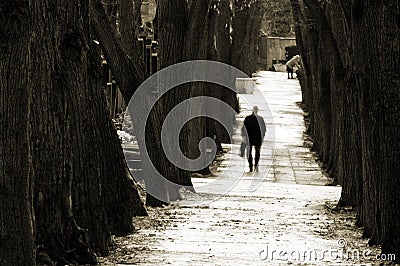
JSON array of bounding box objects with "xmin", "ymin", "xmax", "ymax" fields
[
  {"xmin": 139, "ymin": 0, "xmax": 269, "ymax": 206},
  {"xmin": 0, "ymin": 0, "xmax": 270, "ymax": 264},
  {"xmin": 290, "ymin": 0, "xmax": 399, "ymax": 261},
  {"xmin": 1, "ymin": 0, "xmax": 148, "ymax": 265},
  {"xmin": 94, "ymin": 0, "xmax": 270, "ymax": 207}
]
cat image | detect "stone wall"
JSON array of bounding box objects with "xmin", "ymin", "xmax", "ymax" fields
[{"xmin": 258, "ymin": 36, "xmax": 296, "ymax": 70}]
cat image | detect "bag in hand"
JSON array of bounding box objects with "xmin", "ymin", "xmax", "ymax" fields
[{"xmin": 240, "ymin": 141, "xmax": 247, "ymax": 157}]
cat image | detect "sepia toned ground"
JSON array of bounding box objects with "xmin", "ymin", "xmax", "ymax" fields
[{"xmin": 100, "ymin": 71, "xmax": 384, "ymax": 266}]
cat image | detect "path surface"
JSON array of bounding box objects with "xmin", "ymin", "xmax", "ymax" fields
[{"xmin": 100, "ymin": 71, "xmax": 364, "ymax": 265}]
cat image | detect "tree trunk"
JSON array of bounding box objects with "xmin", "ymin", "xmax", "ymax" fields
[
  {"xmin": 30, "ymin": 1, "xmax": 97, "ymax": 264},
  {"xmin": 31, "ymin": 0, "xmax": 147, "ymax": 262},
  {"xmin": 120, "ymin": 0, "xmax": 146, "ymax": 73},
  {"xmin": 142, "ymin": 0, "xmax": 191, "ymax": 206},
  {"xmin": 91, "ymin": 0, "xmax": 146, "ymax": 103},
  {"xmin": 184, "ymin": 0, "xmax": 212, "ymax": 176},
  {"xmin": 231, "ymin": 0, "xmax": 250, "ymax": 73},
  {"xmin": 291, "ymin": 0, "xmax": 400, "ymax": 261},
  {"xmin": 216, "ymin": 0, "xmax": 232, "ymax": 64},
  {"xmin": 119, "ymin": 0, "xmax": 135, "ymax": 57},
  {"xmin": 71, "ymin": 2, "xmax": 147, "ymax": 244},
  {"xmin": 71, "ymin": 29, "xmax": 146, "ymax": 257},
  {"xmin": 90, "ymin": 0, "xmax": 171, "ymax": 207},
  {"xmin": 241, "ymin": 2, "xmax": 264, "ymax": 75},
  {"xmin": 349, "ymin": 0, "xmax": 380, "ymax": 243},
  {"xmin": 354, "ymin": 1, "xmax": 400, "ymax": 257},
  {"xmin": 205, "ymin": 2, "xmax": 224, "ymax": 152},
  {"xmin": 231, "ymin": 0, "xmax": 264, "ymax": 76},
  {"xmin": 1, "ymin": 0, "xmax": 147, "ymax": 263},
  {"xmin": 90, "ymin": 0, "xmax": 189, "ymax": 207},
  {"xmin": 90, "ymin": 0, "xmax": 148, "ymax": 215},
  {"xmin": 138, "ymin": 0, "xmax": 214, "ymax": 206},
  {"xmin": 216, "ymin": 0, "xmax": 239, "ymax": 140},
  {"xmin": 323, "ymin": 2, "xmax": 363, "ymax": 209},
  {"xmin": 182, "ymin": 0, "xmax": 212, "ymax": 60},
  {"xmin": 0, "ymin": 2, "xmax": 35, "ymax": 265}
]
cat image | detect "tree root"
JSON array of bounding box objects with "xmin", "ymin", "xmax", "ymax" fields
[{"xmin": 37, "ymin": 217, "xmax": 97, "ymax": 266}]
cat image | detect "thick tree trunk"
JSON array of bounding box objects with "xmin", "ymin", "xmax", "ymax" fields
[
  {"xmin": 1, "ymin": 0, "xmax": 147, "ymax": 263},
  {"xmin": 72, "ymin": 2, "xmax": 147, "ymax": 243},
  {"xmin": 55, "ymin": 4, "xmax": 111, "ymax": 257},
  {"xmin": 90, "ymin": 0, "xmax": 148, "ymax": 220},
  {"xmin": 140, "ymin": 0, "xmax": 214, "ymax": 206},
  {"xmin": 32, "ymin": 0, "xmax": 147, "ymax": 262},
  {"xmin": 323, "ymin": 2, "xmax": 363, "ymax": 208},
  {"xmin": 182, "ymin": 0, "xmax": 212, "ymax": 60},
  {"xmin": 30, "ymin": 1, "xmax": 97, "ymax": 264},
  {"xmin": 349, "ymin": 0, "xmax": 380, "ymax": 243},
  {"xmin": 0, "ymin": 2, "xmax": 35, "ymax": 265},
  {"xmin": 71, "ymin": 31, "xmax": 146, "ymax": 257},
  {"xmin": 184, "ymin": 0, "xmax": 212, "ymax": 176},
  {"xmin": 242, "ymin": 2, "xmax": 264, "ymax": 75},
  {"xmin": 354, "ymin": 1, "xmax": 400, "ymax": 257},
  {"xmin": 136, "ymin": 0, "xmax": 189, "ymax": 207},
  {"xmin": 302, "ymin": 0, "xmax": 333, "ymax": 166},
  {"xmin": 90, "ymin": 0, "xmax": 169, "ymax": 207},
  {"xmin": 293, "ymin": 0, "xmax": 364, "ymax": 211}
]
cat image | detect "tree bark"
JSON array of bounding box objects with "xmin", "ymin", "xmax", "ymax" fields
[
  {"xmin": 291, "ymin": 0, "xmax": 400, "ymax": 261},
  {"xmin": 216, "ymin": 0, "xmax": 239, "ymax": 141},
  {"xmin": 231, "ymin": 0, "xmax": 250, "ymax": 73},
  {"xmin": 182, "ymin": 0, "xmax": 212, "ymax": 60},
  {"xmin": 119, "ymin": 0, "xmax": 136, "ymax": 57},
  {"xmin": 90, "ymin": 0, "xmax": 148, "ymax": 216},
  {"xmin": 216, "ymin": 0, "xmax": 232, "ymax": 64},
  {"xmin": 70, "ymin": 29, "xmax": 146, "ymax": 257},
  {"xmin": 231, "ymin": 0, "xmax": 264, "ymax": 76},
  {"xmin": 205, "ymin": 2, "xmax": 225, "ymax": 152},
  {"xmin": 30, "ymin": 1, "xmax": 97, "ymax": 264},
  {"xmin": 353, "ymin": 1, "xmax": 400, "ymax": 257},
  {"xmin": 184, "ymin": 0, "xmax": 213, "ymax": 176},
  {"xmin": 31, "ymin": 0, "xmax": 147, "ymax": 262},
  {"xmin": 1, "ymin": 0, "xmax": 148, "ymax": 263},
  {"xmin": 0, "ymin": 2, "xmax": 35, "ymax": 265},
  {"xmin": 91, "ymin": 0, "xmax": 146, "ymax": 103},
  {"xmin": 143, "ymin": 0, "xmax": 191, "ymax": 206}
]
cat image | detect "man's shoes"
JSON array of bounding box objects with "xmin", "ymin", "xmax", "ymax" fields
[
  {"xmin": 255, "ymin": 166, "xmax": 259, "ymax": 172},
  {"xmin": 249, "ymin": 166, "xmax": 253, "ymax": 172}
]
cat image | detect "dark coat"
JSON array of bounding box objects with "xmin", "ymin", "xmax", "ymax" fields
[{"xmin": 243, "ymin": 114, "xmax": 266, "ymax": 146}]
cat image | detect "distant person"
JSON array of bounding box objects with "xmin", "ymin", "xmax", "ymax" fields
[
  {"xmin": 286, "ymin": 55, "xmax": 301, "ymax": 79},
  {"xmin": 243, "ymin": 106, "xmax": 266, "ymax": 172}
]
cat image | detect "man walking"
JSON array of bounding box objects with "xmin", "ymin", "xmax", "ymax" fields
[{"xmin": 243, "ymin": 106, "xmax": 266, "ymax": 172}]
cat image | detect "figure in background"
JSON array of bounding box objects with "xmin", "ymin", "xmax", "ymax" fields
[
  {"xmin": 286, "ymin": 55, "xmax": 301, "ymax": 79},
  {"xmin": 243, "ymin": 106, "xmax": 266, "ymax": 172}
]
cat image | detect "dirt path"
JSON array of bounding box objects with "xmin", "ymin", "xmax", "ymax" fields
[{"xmin": 100, "ymin": 71, "xmax": 382, "ymax": 265}]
